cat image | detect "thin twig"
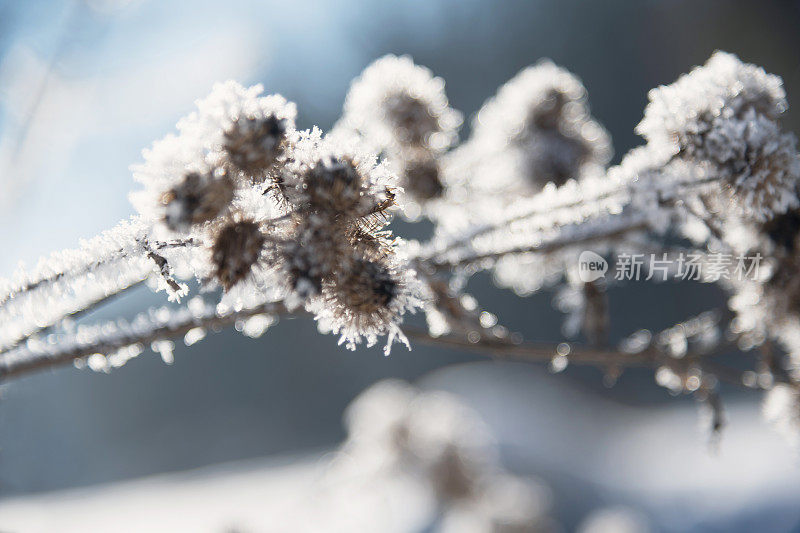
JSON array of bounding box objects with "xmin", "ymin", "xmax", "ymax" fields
[
  {"xmin": 0, "ymin": 301, "xmax": 290, "ymax": 380},
  {"xmin": 422, "ymin": 171, "xmax": 720, "ymax": 262},
  {"xmin": 404, "ymin": 326, "xmax": 754, "ymax": 390},
  {"xmin": 0, "ymin": 279, "xmax": 147, "ymax": 355},
  {"xmin": 0, "ymin": 303, "xmax": 756, "ymax": 394},
  {"xmin": 0, "ymin": 238, "xmax": 197, "ymax": 307},
  {"xmin": 430, "ymin": 219, "xmax": 649, "ymax": 270}
]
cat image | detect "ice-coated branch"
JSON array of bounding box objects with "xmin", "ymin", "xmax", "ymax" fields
[
  {"xmin": 0, "ymin": 300, "xmax": 759, "ymax": 407},
  {"xmin": 427, "ymin": 213, "xmax": 650, "ymax": 271},
  {"xmin": 0, "ymin": 299, "xmax": 289, "ymax": 379},
  {"xmin": 403, "ymin": 327, "xmax": 754, "ymax": 390},
  {"xmin": 0, "ymin": 219, "xmax": 201, "ymax": 352},
  {"xmin": 420, "ymin": 169, "xmax": 722, "ymax": 264}
]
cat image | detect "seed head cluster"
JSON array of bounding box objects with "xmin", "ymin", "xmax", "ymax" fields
[
  {"xmin": 627, "ymin": 55, "xmax": 800, "ymax": 421},
  {"xmin": 122, "ymin": 52, "xmax": 800, "ymax": 447},
  {"xmin": 341, "ymin": 381, "xmax": 553, "ymax": 529},
  {"xmin": 16, "ymin": 50, "xmax": 800, "ymax": 451},
  {"xmin": 132, "ymin": 84, "xmax": 423, "ymax": 352}
]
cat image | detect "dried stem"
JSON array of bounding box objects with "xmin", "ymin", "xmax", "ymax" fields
[
  {"xmin": 0, "ymin": 279, "xmax": 147, "ymax": 355},
  {"xmin": 0, "ymin": 301, "xmax": 290, "ymax": 380},
  {"xmin": 0, "ymin": 300, "xmax": 757, "ymax": 395},
  {"xmin": 430, "ymin": 218, "xmax": 650, "ymax": 270},
  {"xmin": 0, "ymin": 237, "xmax": 198, "ymax": 308},
  {"xmin": 423, "ymin": 171, "xmax": 720, "ymax": 263}
]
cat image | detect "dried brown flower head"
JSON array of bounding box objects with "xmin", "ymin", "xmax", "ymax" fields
[
  {"xmin": 160, "ymin": 171, "xmax": 234, "ymax": 231},
  {"xmin": 334, "ymin": 258, "xmax": 399, "ymax": 315},
  {"xmin": 519, "ymin": 130, "xmax": 594, "ymax": 187},
  {"xmin": 283, "ymin": 221, "xmax": 346, "ymax": 298},
  {"xmin": 384, "ymin": 92, "xmax": 441, "ymax": 146},
  {"xmin": 223, "ymin": 114, "xmax": 289, "ymax": 178},
  {"xmin": 211, "ymin": 219, "xmax": 266, "ymax": 290},
  {"xmin": 401, "ymin": 154, "xmax": 444, "ymax": 201},
  {"xmin": 305, "ymin": 156, "xmax": 363, "ymax": 214}
]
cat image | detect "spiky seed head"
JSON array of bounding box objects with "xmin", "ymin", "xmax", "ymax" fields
[
  {"xmin": 305, "ymin": 156, "xmax": 363, "ymax": 213},
  {"xmin": 637, "ymin": 51, "xmax": 787, "ymax": 157},
  {"xmin": 682, "ymin": 109, "xmax": 800, "ymax": 221},
  {"xmin": 338, "ymin": 259, "xmax": 398, "ymax": 315},
  {"xmin": 402, "ymin": 155, "xmax": 444, "ymax": 201},
  {"xmin": 223, "ymin": 114, "xmax": 289, "ymax": 177},
  {"xmin": 507, "ymin": 75, "xmax": 598, "ymax": 187},
  {"xmin": 724, "ymin": 116, "xmax": 800, "ymax": 221},
  {"xmin": 339, "ymin": 55, "xmax": 462, "ymax": 153},
  {"xmin": 288, "ymin": 253, "xmax": 323, "ymax": 298},
  {"xmin": 160, "ymin": 171, "xmax": 234, "ymax": 232},
  {"xmin": 284, "ymin": 219, "xmax": 349, "ymax": 299},
  {"xmin": 211, "ymin": 219, "xmax": 265, "ymax": 290},
  {"xmin": 465, "ymin": 60, "xmax": 611, "ymax": 192},
  {"xmin": 520, "ymin": 130, "xmax": 594, "ymax": 187},
  {"xmin": 384, "ymin": 92, "xmax": 441, "ymax": 146}
]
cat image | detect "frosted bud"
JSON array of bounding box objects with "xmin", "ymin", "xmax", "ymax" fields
[{"xmin": 160, "ymin": 171, "xmax": 234, "ymax": 232}]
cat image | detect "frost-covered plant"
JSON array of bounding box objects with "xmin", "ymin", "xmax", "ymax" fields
[
  {"xmin": 5, "ymin": 52, "xmax": 800, "ymax": 449},
  {"xmin": 337, "ymin": 380, "xmax": 555, "ymax": 532}
]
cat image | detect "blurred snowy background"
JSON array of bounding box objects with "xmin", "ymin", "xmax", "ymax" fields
[{"xmin": 2, "ymin": 0, "xmax": 800, "ymax": 531}]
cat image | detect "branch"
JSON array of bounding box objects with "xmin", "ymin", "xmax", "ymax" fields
[
  {"xmin": 430, "ymin": 217, "xmax": 649, "ymax": 270},
  {"xmin": 0, "ymin": 279, "xmax": 147, "ymax": 356},
  {"xmin": 422, "ymin": 170, "xmax": 720, "ymax": 263},
  {"xmin": 0, "ymin": 232, "xmax": 197, "ymax": 308},
  {"xmin": 0, "ymin": 300, "xmax": 759, "ymax": 396},
  {"xmin": 0, "ymin": 300, "xmax": 289, "ymax": 380},
  {"xmin": 404, "ymin": 326, "xmax": 756, "ymax": 391}
]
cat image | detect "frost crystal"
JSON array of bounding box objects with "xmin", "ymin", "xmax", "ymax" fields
[{"xmin": 708, "ymin": 109, "xmax": 800, "ymax": 221}]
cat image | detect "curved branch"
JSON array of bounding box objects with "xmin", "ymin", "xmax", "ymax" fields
[
  {"xmin": 0, "ymin": 300, "xmax": 757, "ymax": 396},
  {"xmin": 0, "ymin": 301, "xmax": 289, "ymax": 379},
  {"xmin": 429, "ymin": 217, "xmax": 649, "ymax": 270}
]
